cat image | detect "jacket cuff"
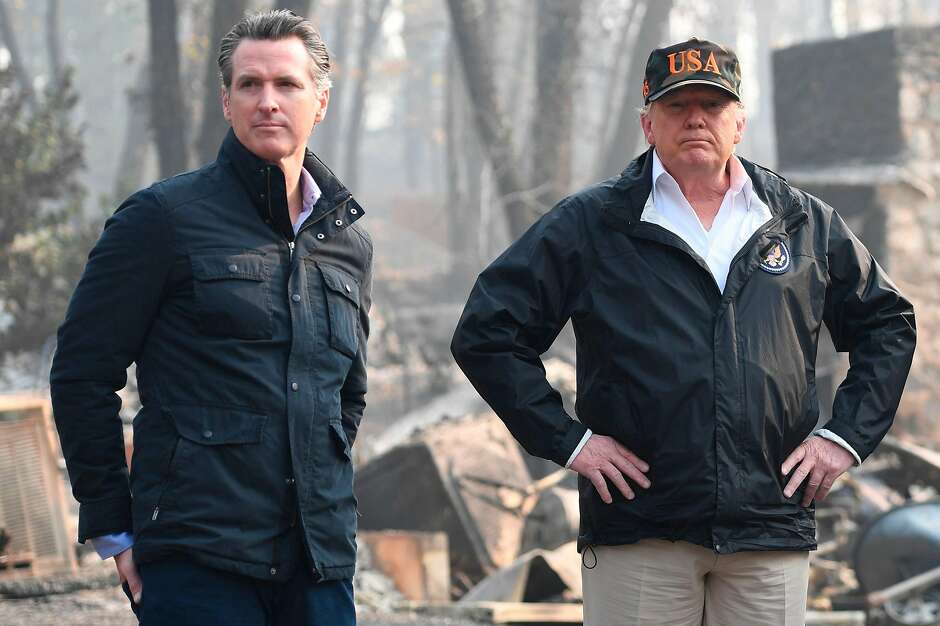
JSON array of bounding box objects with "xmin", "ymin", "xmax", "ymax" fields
[
  {"xmin": 553, "ymin": 420, "xmax": 589, "ymax": 468},
  {"xmin": 819, "ymin": 420, "xmax": 872, "ymax": 463},
  {"xmin": 565, "ymin": 429, "xmax": 593, "ymax": 468},
  {"xmin": 77, "ymin": 495, "xmax": 133, "ymax": 544}
]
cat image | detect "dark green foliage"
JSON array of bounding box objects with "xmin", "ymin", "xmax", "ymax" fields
[{"xmin": 0, "ymin": 67, "xmax": 98, "ymax": 354}]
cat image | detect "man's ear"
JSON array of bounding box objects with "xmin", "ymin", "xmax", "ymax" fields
[
  {"xmin": 734, "ymin": 107, "xmax": 747, "ymax": 144},
  {"xmin": 314, "ymin": 87, "xmax": 330, "ymax": 124},
  {"xmin": 640, "ymin": 112, "xmax": 655, "ymax": 145},
  {"xmin": 221, "ymin": 86, "xmax": 231, "ymax": 123}
]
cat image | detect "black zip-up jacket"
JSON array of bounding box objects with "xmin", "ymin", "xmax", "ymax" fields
[
  {"xmin": 50, "ymin": 130, "xmax": 372, "ymax": 581},
  {"xmin": 451, "ymin": 149, "xmax": 915, "ymax": 554}
]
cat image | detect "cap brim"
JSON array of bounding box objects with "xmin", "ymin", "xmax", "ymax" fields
[{"xmin": 648, "ymin": 79, "xmax": 740, "ymax": 102}]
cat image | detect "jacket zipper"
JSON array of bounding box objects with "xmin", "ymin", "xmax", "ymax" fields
[
  {"xmin": 266, "ymin": 165, "xmax": 297, "ymax": 262},
  {"xmin": 151, "ymin": 436, "xmax": 183, "ymax": 523}
]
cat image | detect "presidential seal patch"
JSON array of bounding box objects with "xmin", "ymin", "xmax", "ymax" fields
[{"xmin": 759, "ymin": 240, "xmax": 791, "ymax": 274}]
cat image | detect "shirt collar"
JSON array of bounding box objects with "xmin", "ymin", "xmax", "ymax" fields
[
  {"xmin": 299, "ymin": 166, "xmax": 322, "ymax": 211},
  {"xmin": 651, "ymin": 149, "xmax": 755, "ymax": 211}
]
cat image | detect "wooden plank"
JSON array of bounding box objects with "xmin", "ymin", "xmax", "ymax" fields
[
  {"xmin": 483, "ymin": 602, "xmax": 583, "ymax": 623},
  {"xmin": 412, "ymin": 601, "xmax": 582, "ymax": 624},
  {"xmin": 804, "ymin": 611, "xmax": 866, "ymax": 625}
]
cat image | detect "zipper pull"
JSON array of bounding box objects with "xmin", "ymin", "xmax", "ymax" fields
[
  {"xmin": 152, "ymin": 506, "xmax": 160, "ymax": 521},
  {"xmin": 288, "ymin": 240, "xmax": 295, "ymax": 260}
]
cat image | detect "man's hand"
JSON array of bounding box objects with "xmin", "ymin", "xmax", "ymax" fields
[
  {"xmin": 115, "ymin": 548, "xmax": 142, "ymax": 604},
  {"xmin": 569, "ymin": 434, "xmax": 651, "ymax": 504},
  {"xmin": 782, "ymin": 436, "xmax": 855, "ymax": 507}
]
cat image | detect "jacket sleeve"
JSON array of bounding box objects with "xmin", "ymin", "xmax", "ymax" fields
[
  {"xmin": 340, "ymin": 238, "xmax": 373, "ymax": 448},
  {"xmin": 451, "ymin": 201, "xmax": 590, "ymax": 467},
  {"xmin": 821, "ymin": 209, "xmax": 916, "ymax": 461},
  {"xmin": 50, "ymin": 188, "xmax": 174, "ymax": 542}
]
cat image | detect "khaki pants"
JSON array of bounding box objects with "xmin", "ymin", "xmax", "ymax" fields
[{"xmin": 582, "ymin": 539, "xmax": 809, "ymax": 626}]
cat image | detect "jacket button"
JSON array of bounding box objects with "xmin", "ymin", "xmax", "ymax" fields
[
  {"xmin": 203, "ymin": 430, "xmax": 213, "ymax": 439},
  {"xmin": 291, "ymin": 382, "xmax": 299, "ymax": 391},
  {"xmin": 316, "ymin": 233, "xmax": 325, "ymax": 240},
  {"xmin": 350, "ymin": 208, "xmax": 358, "ymax": 215},
  {"xmin": 291, "ymin": 294, "xmax": 301, "ymax": 303},
  {"xmin": 285, "ymin": 477, "xmax": 295, "ymax": 485},
  {"xmin": 270, "ymin": 567, "xmax": 277, "ymax": 576},
  {"xmin": 228, "ymin": 264, "xmax": 238, "ymax": 272},
  {"xmin": 335, "ymin": 219, "xmax": 343, "ymax": 226}
]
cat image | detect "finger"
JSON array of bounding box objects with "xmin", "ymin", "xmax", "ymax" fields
[
  {"xmin": 613, "ymin": 441, "xmax": 649, "ymax": 472},
  {"xmin": 601, "ymin": 462, "xmax": 635, "ymax": 501},
  {"xmin": 610, "ymin": 455, "xmax": 651, "ymax": 489},
  {"xmin": 783, "ymin": 459, "xmax": 813, "ymax": 498},
  {"xmin": 814, "ymin": 474, "xmax": 837, "ymax": 503},
  {"xmin": 781, "ymin": 444, "xmax": 807, "ymax": 475},
  {"xmin": 590, "ymin": 471, "xmax": 612, "ymax": 504},
  {"xmin": 801, "ymin": 467, "xmax": 825, "ymax": 507}
]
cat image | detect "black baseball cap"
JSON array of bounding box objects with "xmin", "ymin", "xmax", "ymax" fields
[{"xmin": 643, "ymin": 38, "xmax": 741, "ymax": 104}]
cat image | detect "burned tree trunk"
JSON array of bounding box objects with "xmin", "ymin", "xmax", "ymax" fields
[
  {"xmin": 597, "ymin": 0, "xmax": 674, "ymax": 179},
  {"xmin": 445, "ymin": 0, "xmax": 535, "ymax": 237},
  {"xmin": 311, "ymin": 3, "xmax": 352, "ymax": 165},
  {"xmin": 46, "ymin": 0, "xmax": 64, "ymax": 85},
  {"xmin": 196, "ymin": 0, "xmax": 248, "ymax": 165},
  {"xmin": 147, "ymin": 0, "xmax": 189, "ymax": 178},
  {"xmin": 529, "ymin": 0, "xmax": 582, "ymax": 211},
  {"xmin": 342, "ymin": 0, "xmax": 391, "ymax": 191}
]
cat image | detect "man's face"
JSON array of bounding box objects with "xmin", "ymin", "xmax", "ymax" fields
[
  {"xmin": 641, "ymin": 85, "xmax": 745, "ymax": 175},
  {"xmin": 222, "ymin": 37, "xmax": 328, "ymax": 165}
]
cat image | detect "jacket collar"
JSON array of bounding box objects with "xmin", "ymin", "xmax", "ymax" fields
[
  {"xmin": 216, "ymin": 128, "xmax": 363, "ymax": 241},
  {"xmin": 602, "ymin": 147, "xmax": 804, "ymax": 233}
]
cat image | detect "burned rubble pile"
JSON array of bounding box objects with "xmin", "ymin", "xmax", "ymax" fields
[
  {"xmin": 2, "ymin": 361, "xmax": 940, "ymax": 626},
  {"xmin": 352, "ymin": 394, "xmax": 940, "ymax": 625}
]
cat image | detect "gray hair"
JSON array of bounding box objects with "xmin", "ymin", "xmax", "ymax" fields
[
  {"xmin": 638, "ymin": 99, "xmax": 745, "ymax": 116},
  {"xmin": 218, "ymin": 9, "xmax": 332, "ymax": 93}
]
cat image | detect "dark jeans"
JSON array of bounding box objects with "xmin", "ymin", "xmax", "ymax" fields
[{"xmin": 123, "ymin": 559, "xmax": 355, "ymax": 626}]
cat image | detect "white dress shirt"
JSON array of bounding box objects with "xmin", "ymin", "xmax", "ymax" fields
[{"xmin": 566, "ymin": 150, "xmax": 859, "ymax": 468}]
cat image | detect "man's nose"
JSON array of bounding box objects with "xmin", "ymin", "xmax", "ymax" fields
[
  {"xmin": 684, "ymin": 106, "xmax": 706, "ymax": 128},
  {"xmin": 258, "ymin": 85, "xmax": 279, "ymax": 112}
]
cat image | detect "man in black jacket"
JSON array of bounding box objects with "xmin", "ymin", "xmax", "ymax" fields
[
  {"xmin": 50, "ymin": 10, "xmax": 371, "ymax": 625},
  {"xmin": 451, "ymin": 38, "xmax": 915, "ymax": 625}
]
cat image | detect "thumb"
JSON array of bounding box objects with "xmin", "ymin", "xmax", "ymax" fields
[
  {"xmin": 116, "ymin": 550, "xmax": 143, "ymax": 604},
  {"xmin": 126, "ymin": 564, "xmax": 143, "ymax": 604}
]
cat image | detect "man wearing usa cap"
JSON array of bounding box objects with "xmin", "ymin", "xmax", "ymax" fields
[{"xmin": 451, "ymin": 37, "xmax": 915, "ymax": 624}]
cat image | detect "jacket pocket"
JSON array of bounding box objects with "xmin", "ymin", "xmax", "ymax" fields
[
  {"xmin": 160, "ymin": 405, "xmax": 270, "ymax": 522},
  {"xmin": 191, "ymin": 252, "xmax": 272, "ymax": 339},
  {"xmin": 318, "ymin": 263, "xmax": 360, "ymax": 358},
  {"xmin": 330, "ymin": 419, "xmax": 352, "ymax": 461}
]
